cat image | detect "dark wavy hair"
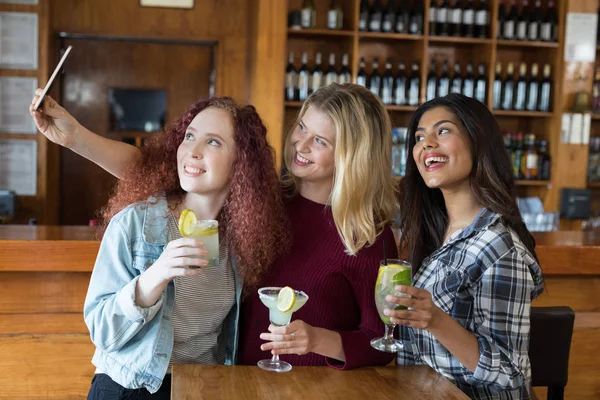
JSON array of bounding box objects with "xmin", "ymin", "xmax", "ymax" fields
[
  {"xmin": 399, "ymin": 93, "xmax": 537, "ymax": 274},
  {"xmin": 101, "ymin": 97, "xmax": 290, "ymax": 289}
]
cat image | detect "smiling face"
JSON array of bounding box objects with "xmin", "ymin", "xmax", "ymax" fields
[
  {"xmin": 288, "ymin": 106, "xmax": 336, "ymax": 187},
  {"xmin": 412, "ymin": 106, "xmax": 474, "ymax": 191},
  {"xmin": 177, "ymin": 107, "xmax": 236, "ymax": 198}
]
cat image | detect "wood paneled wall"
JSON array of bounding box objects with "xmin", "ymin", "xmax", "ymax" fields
[{"xmin": 51, "ymin": 0, "xmax": 250, "ymax": 102}]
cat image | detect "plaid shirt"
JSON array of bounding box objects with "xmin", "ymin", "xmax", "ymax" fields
[{"xmin": 396, "ymin": 208, "xmax": 545, "ymax": 400}]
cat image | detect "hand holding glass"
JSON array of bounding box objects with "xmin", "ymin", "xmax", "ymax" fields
[
  {"xmin": 371, "ymin": 259, "xmax": 412, "ymax": 352},
  {"xmin": 257, "ymin": 287, "xmax": 309, "ymax": 372}
]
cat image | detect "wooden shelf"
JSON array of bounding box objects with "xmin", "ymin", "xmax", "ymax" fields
[
  {"xmin": 107, "ymin": 131, "xmax": 158, "ymax": 138},
  {"xmin": 285, "ymin": 101, "xmax": 303, "ymax": 108},
  {"xmin": 358, "ymin": 32, "xmax": 424, "ymax": 41},
  {"xmin": 288, "ymin": 28, "xmax": 354, "ymax": 38},
  {"xmin": 493, "ymin": 110, "xmax": 554, "ymax": 118},
  {"xmin": 386, "ymin": 105, "xmax": 417, "ymax": 111},
  {"xmin": 428, "ymin": 36, "xmax": 492, "ymax": 45},
  {"xmin": 588, "ymin": 182, "xmax": 600, "ymax": 188},
  {"xmin": 496, "ymin": 39, "xmax": 559, "ymax": 48},
  {"xmin": 516, "ymin": 180, "xmax": 551, "ymax": 186},
  {"xmin": 592, "ymin": 114, "xmax": 600, "ymax": 120}
]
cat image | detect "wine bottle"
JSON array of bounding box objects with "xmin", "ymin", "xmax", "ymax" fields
[
  {"xmin": 526, "ymin": 63, "xmax": 539, "ymax": 111},
  {"xmin": 359, "ymin": 0, "xmax": 370, "ymax": 31},
  {"xmin": 450, "ymin": 62, "xmax": 463, "ymax": 94},
  {"xmin": 409, "ymin": 0, "xmax": 424, "ymax": 34},
  {"xmin": 437, "ymin": 60, "xmax": 450, "ymax": 97},
  {"xmin": 501, "ymin": 62, "xmax": 515, "ymax": 110},
  {"xmin": 449, "ymin": 0, "xmax": 462, "ymax": 37},
  {"xmin": 298, "ymin": 52, "xmax": 310, "ymax": 101},
  {"xmin": 538, "ymin": 63, "xmax": 552, "ymax": 112},
  {"xmin": 514, "ymin": 62, "xmax": 528, "ymax": 110},
  {"xmin": 369, "ymin": 58, "xmax": 382, "ymax": 97},
  {"xmin": 475, "ymin": 0, "xmax": 489, "ymax": 38},
  {"xmin": 325, "ymin": 53, "xmax": 338, "ymax": 87},
  {"xmin": 463, "ymin": 62, "xmax": 475, "ymax": 98},
  {"xmin": 369, "ymin": 0, "xmax": 384, "ymax": 32},
  {"xmin": 493, "ymin": 62, "xmax": 503, "ymax": 109},
  {"xmin": 426, "ymin": 60, "xmax": 438, "ymax": 100},
  {"xmin": 327, "ymin": 0, "xmax": 343, "ymax": 30},
  {"xmin": 394, "ymin": 61, "xmax": 408, "ymax": 105},
  {"xmin": 381, "ymin": 58, "xmax": 394, "ymax": 104},
  {"xmin": 300, "ymin": 0, "xmax": 316, "ymax": 29},
  {"xmin": 528, "ymin": 0, "xmax": 541, "ymax": 41},
  {"xmin": 310, "ymin": 52, "xmax": 323, "ymax": 94},
  {"xmin": 437, "ymin": 0, "xmax": 449, "ymax": 36},
  {"xmin": 475, "ymin": 63, "xmax": 487, "ymax": 103},
  {"xmin": 382, "ymin": 0, "xmax": 397, "ymax": 33},
  {"xmin": 338, "ymin": 54, "xmax": 352, "ymax": 84},
  {"xmin": 429, "ymin": 0, "xmax": 438, "ymax": 35},
  {"xmin": 357, "ymin": 57, "xmax": 368, "ymax": 86},
  {"xmin": 285, "ymin": 52, "xmax": 298, "ymax": 101},
  {"xmin": 408, "ymin": 61, "xmax": 421, "ymax": 105},
  {"xmin": 463, "ymin": 0, "xmax": 475, "ymax": 37}
]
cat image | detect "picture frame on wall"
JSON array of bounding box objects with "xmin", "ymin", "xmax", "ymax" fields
[{"xmin": 139, "ymin": 0, "xmax": 194, "ymax": 9}]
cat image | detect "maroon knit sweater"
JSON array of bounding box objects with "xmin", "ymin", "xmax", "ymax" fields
[{"xmin": 238, "ymin": 194, "xmax": 397, "ymax": 369}]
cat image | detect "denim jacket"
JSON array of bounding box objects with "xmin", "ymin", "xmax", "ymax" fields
[{"xmin": 83, "ymin": 195, "xmax": 242, "ymax": 393}]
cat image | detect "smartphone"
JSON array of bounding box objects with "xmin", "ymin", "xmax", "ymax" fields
[{"xmin": 33, "ymin": 45, "xmax": 73, "ymax": 111}]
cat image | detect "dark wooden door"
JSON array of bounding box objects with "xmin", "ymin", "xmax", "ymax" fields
[{"xmin": 59, "ymin": 38, "xmax": 213, "ymax": 225}]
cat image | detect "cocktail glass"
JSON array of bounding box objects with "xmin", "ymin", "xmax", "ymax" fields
[
  {"xmin": 257, "ymin": 286, "xmax": 309, "ymax": 372},
  {"xmin": 188, "ymin": 220, "xmax": 219, "ymax": 268},
  {"xmin": 371, "ymin": 259, "xmax": 412, "ymax": 352}
]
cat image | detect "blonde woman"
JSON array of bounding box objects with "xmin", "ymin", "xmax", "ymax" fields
[
  {"xmin": 240, "ymin": 83, "xmax": 399, "ymax": 368},
  {"xmin": 29, "ymin": 84, "xmax": 399, "ymax": 368}
]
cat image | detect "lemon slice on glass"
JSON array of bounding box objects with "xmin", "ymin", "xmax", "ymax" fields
[
  {"xmin": 277, "ymin": 286, "xmax": 296, "ymax": 312},
  {"xmin": 178, "ymin": 209, "xmax": 197, "ymax": 237}
]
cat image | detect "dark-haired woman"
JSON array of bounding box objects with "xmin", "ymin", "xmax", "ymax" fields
[{"xmin": 385, "ymin": 93, "xmax": 544, "ymax": 400}]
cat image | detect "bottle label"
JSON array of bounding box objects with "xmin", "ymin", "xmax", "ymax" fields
[
  {"xmin": 463, "ymin": 82, "xmax": 474, "ymax": 97},
  {"xmin": 451, "ymin": 9, "xmax": 461, "ymax": 24},
  {"xmin": 301, "ymin": 9, "xmax": 314, "ymax": 28},
  {"xmin": 517, "ymin": 22, "xmax": 527, "ymax": 40},
  {"xmin": 338, "ymin": 73, "xmax": 350, "ymax": 85},
  {"xmin": 429, "ymin": 8, "xmax": 437, "ymax": 22},
  {"xmin": 298, "ymin": 74, "xmax": 309, "ymax": 100},
  {"xmin": 475, "ymin": 10, "xmax": 487, "ymax": 26},
  {"xmin": 370, "ymin": 17, "xmax": 382, "ymax": 31},
  {"xmin": 357, "ymin": 76, "xmax": 367, "ymax": 86},
  {"xmin": 437, "ymin": 8, "xmax": 447, "ymax": 23},
  {"xmin": 528, "ymin": 23, "xmax": 539, "ymax": 40},
  {"xmin": 540, "ymin": 23, "xmax": 551, "ymax": 41},
  {"xmin": 394, "ymin": 85, "xmax": 406, "ymax": 105},
  {"xmin": 312, "ymin": 75, "xmax": 322, "ymax": 91},
  {"xmin": 327, "ymin": 10, "xmax": 339, "ymax": 29},
  {"xmin": 463, "ymin": 10, "xmax": 474, "ymax": 24},
  {"xmin": 286, "ymin": 72, "xmax": 297, "ymax": 89},
  {"xmin": 325, "ymin": 73, "xmax": 337, "ymax": 86},
  {"xmin": 526, "ymin": 154, "xmax": 538, "ymax": 170},
  {"xmin": 409, "ymin": 83, "xmax": 419, "ymax": 105},
  {"xmin": 359, "ymin": 15, "xmax": 368, "ymax": 31},
  {"xmin": 409, "ymin": 21, "xmax": 419, "ymax": 33},
  {"xmin": 382, "ymin": 87, "xmax": 392, "ymax": 104},
  {"xmin": 504, "ymin": 21, "xmax": 515, "ymax": 39},
  {"xmin": 383, "ymin": 18, "xmax": 393, "ymax": 32},
  {"xmin": 396, "ymin": 19, "xmax": 405, "ymax": 32}
]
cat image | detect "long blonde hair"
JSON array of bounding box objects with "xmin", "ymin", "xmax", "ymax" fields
[{"xmin": 282, "ymin": 83, "xmax": 398, "ymax": 255}]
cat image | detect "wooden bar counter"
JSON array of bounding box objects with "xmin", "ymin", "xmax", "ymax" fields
[
  {"xmin": 171, "ymin": 365, "xmax": 468, "ymax": 399},
  {"xmin": 0, "ymin": 226, "xmax": 599, "ymax": 399}
]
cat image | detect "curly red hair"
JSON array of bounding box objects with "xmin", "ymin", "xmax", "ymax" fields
[{"xmin": 101, "ymin": 97, "xmax": 289, "ymax": 289}]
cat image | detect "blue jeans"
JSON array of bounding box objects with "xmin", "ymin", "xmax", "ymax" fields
[{"xmin": 87, "ymin": 373, "xmax": 171, "ymax": 400}]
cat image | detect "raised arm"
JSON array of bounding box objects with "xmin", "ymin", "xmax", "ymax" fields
[{"xmin": 29, "ymin": 89, "xmax": 140, "ymax": 179}]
